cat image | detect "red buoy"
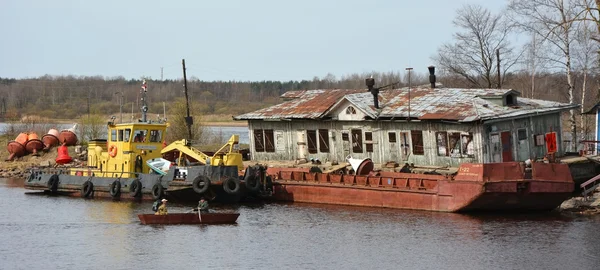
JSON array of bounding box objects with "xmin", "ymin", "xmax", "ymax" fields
[{"xmin": 55, "ymin": 144, "xmax": 72, "ymax": 164}]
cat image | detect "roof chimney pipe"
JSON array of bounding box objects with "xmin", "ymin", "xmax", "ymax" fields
[
  {"xmin": 366, "ymin": 78, "xmax": 379, "ymax": 109},
  {"xmin": 428, "ymin": 66, "xmax": 436, "ymax": 88}
]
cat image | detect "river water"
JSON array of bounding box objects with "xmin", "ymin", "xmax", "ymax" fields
[{"xmin": 1, "ymin": 178, "xmax": 599, "ymax": 270}]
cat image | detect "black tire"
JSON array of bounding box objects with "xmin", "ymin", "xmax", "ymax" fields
[
  {"xmin": 223, "ymin": 177, "xmax": 241, "ymax": 195},
  {"xmin": 309, "ymin": 166, "xmax": 322, "ymax": 173},
  {"xmin": 129, "ymin": 178, "xmax": 142, "ymax": 198},
  {"xmin": 151, "ymin": 183, "xmax": 163, "ymax": 200},
  {"xmin": 47, "ymin": 174, "xmax": 59, "ymax": 193},
  {"xmin": 192, "ymin": 175, "xmax": 211, "ymax": 194},
  {"xmin": 109, "ymin": 180, "xmax": 121, "ymax": 198},
  {"xmin": 244, "ymin": 167, "xmax": 261, "ymax": 192},
  {"xmin": 81, "ymin": 180, "xmax": 93, "ymax": 198}
]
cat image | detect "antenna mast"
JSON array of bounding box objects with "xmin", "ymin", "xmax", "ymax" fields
[
  {"xmin": 140, "ymin": 79, "xmax": 148, "ymax": 122},
  {"xmin": 182, "ymin": 59, "xmax": 193, "ymax": 140}
]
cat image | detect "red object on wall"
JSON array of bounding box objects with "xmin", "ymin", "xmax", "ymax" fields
[{"xmin": 545, "ymin": 132, "xmax": 557, "ymax": 153}]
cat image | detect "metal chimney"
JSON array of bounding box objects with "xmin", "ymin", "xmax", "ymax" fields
[
  {"xmin": 428, "ymin": 66, "xmax": 436, "ymax": 88},
  {"xmin": 366, "ymin": 78, "xmax": 379, "ymax": 109}
]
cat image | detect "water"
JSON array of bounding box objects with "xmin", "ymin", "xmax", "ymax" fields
[
  {"xmin": 1, "ymin": 178, "xmax": 600, "ymax": 270},
  {"xmin": 206, "ymin": 126, "xmax": 249, "ymax": 144}
]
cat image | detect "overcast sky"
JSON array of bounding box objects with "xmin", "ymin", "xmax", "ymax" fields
[{"xmin": 1, "ymin": 0, "xmax": 507, "ymax": 81}]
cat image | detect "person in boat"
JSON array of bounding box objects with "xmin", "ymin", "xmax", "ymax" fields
[
  {"xmin": 155, "ymin": 199, "xmax": 168, "ymax": 215},
  {"xmin": 197, "ymin": 197, "xmax": 209, "ymax": 213}
]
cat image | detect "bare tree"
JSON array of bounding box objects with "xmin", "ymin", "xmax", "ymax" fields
[
  {"xmin": 433, "ymin": 4, "xmax": 520, "ymax": 88},
  {"xmin": 573, "ymin": 21, "xmax": 599, "ymax": 139},
  {"xmin": 509, "ymin": 0, "xmax": 579, "ymax": 151}
]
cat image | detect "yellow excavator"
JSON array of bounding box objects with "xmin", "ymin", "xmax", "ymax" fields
[{"xmin": 161, "ymin": 135, "xmax": 244, "ymax": 171}]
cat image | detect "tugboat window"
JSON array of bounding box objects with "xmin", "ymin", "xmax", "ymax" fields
[
  {"xmin": 124, "ymin": 129, "xmax": 131, "ymax": 142},
  {"xmin": 111, "ymin": 129, "xmax": 117, "ymax": 142},
  {"xmin": 133, "ymin": 129, "xmax": 147, "ymax": 142},
  {"xmin": 118, "ymin": 130, "xmax": 124, "ymax": 141},
  {"xmin": 149, "ymin": 130, "xmax": 162, "ymax": 142}
]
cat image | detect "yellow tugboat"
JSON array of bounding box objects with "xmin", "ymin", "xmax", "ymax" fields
[{"xmin": 25, "ymin": 80, "xmax": 271, "ymax": 202}]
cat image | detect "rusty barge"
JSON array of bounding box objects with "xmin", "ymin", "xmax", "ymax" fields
[{"xmin": 265, "ymin": 161, "xmax": 574, "ymax": 212}]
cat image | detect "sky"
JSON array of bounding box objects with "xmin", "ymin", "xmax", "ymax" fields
[{"xmin": 0, "ymin": 0, "xmax": 507, "ymax": 81}]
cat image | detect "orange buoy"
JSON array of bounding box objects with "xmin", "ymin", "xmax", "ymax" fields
[
  {"xmin": 55, "ymin": 144, "xmax": 72, "ymax": 164},
  {"xmin": 42, "ymin": 128, "xmax": 60, "ymax": 151},
  {"xmin": 58, "ymin": 124, "xmax": 78, "ymax": 146},
  {"xmin": 108, "ymin": 145, "xmax": 118, "ymax": 157},
  {"xmin": 25, "ymin": 132, "xmax": 44, "ymax": 156},
  {"xmin": 15, "ymin": 133, "xmax": 28, "ymax": 145}
]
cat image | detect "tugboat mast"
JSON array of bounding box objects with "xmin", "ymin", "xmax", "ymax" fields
[{"xmin": 141, "ymin": 79, "xmax": 148, "ymax": 122}]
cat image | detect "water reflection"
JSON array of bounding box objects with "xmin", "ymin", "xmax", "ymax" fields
[{"xmin": 1, "ymin": 178, "xmax": 600, "ymax": 270}]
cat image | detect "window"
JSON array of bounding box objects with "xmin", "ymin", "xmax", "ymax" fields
[
  {"xmin": 149, "ymin": 130, "xmax": 163, "ymax": 142},
  {"xmin": 351, "ymin": 129, "xmax": 363, "ymax": 153},
  {"xmin": 448, "ymin": 132, "xmax": 461, "ymax": 156},
  {"xmin": 111, "ymin": 129, "xmax": 117, "ymax": 142},
  {"xmin": 123, "ymin": 129, "xmax": 131, "ymax": 142},
  {"xmin": 133, "ymin": 129, "xmax": 147, "ymax": 142},
  {"xmin": 264, "ymin": 130, "xmax": 275, "ymax": 152},
  {"xmin": 254, "ymin": 129, "xmax": 265, "ymax": 152},
  {"xmin": 342, "ymin": 132, "xmax": 349, "ymax": 141},
  {"xmin": 517, "ymin": 129, "xmax": 527, "ymax": 141},
  {"xmin": 411, "ymin": 130, "xmax": 424, "ymax": 155},
  {"xmin": 118, "ymin": 130, "xmax": 124, "ymax": 141},
  {"xmin": 365, "ymin": 132, "xmax": 373, "ymax": 153},
  {"xmin": 318, "ymin": 129, "xmax": 329, "ymax": 153},
  {"xmin": 346, "ymin": 106, "xmax": 356, "ymax": 114},
  {"xmin": 461, "ymin": 133, "xmax": 474, "ymax": 157},
  {"xmin": 388, "ymin": 132, "xmax": 397, "ymax": 143},
  {"xmin": 436, "ymin": 131, "xmax": 448, "ymax": 156},
  {"xmin": 400, "ymin": 132, "xmax": 411, "ymax": 159},
  {"xmin": 254, "ymin": 129, "xmax": 275, "ymax": 153},
  {"xmin": 534, "ymin": 134, "xmax": 545, "ymax": 146}
]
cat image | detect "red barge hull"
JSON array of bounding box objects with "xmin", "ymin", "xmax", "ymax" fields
[{"xmin": 266, "ymin": 162, "xmax": 574, "ymax": 212}]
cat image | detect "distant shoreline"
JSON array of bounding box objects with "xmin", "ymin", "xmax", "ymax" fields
[{"xmin": 202, "ymin": 121, "xmax": 248, "ymax": 127}]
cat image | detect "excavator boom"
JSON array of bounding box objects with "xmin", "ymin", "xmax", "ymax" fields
[{"xmin": 161, "ymin": 135, "xmax": 244, "ymax": 170}]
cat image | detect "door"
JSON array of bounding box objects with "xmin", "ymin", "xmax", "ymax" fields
[
  {"xmin": 399, "ymin": 132, "xmax": 411, "ymax": 161},
  {"xmin": 341, "ymin": 131, "xmax": 350, "ymax": 157},
  {"xmin": 388, "ymin": 132, "xmax": 398, "ymax": 161},
  {"xmin": 296, "ymin": 130, "xmax": 307, "ymax": 159},
  {"xmin": 516, "ymin": 129, "xmax": 529, "ymax": 161},
  {"xmin": 490, "ymin": 133, "xmax": 501, "ymax": 163},
  {"xmin": 501, "ymin": 131, "xmax": 513, "ymax": 162}
]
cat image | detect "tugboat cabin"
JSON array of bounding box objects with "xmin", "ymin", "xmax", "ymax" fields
[{"xmin": 74, "ymin": 121, "xmax": 167, "ymax": 177}]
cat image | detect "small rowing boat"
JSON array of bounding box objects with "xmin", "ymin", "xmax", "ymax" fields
[{"xmin": 138, "ymin": 212, "xmax": 239, "ymax": 225}]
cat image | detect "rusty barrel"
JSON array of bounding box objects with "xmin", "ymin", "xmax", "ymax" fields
[{"xmin": 59, "ymin": 126, "xmax": 78, "ymax": 146}]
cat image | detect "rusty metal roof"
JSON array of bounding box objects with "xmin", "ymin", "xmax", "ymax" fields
[
  {"xmin": 234, "ymin": 87, "xmax": 579, "ymax": 122},
  {"xmin": 234, "ymin": 89, "xmax": 364, "ymax": 120}
]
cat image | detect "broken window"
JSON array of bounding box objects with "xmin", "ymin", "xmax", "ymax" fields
[
  {"xmin": 318, "ymin": 129, "xmax": 329, "ymax": 153},
  {"xmin": 436, "ymin": 131, "xmax": 448, "ymax": 156},
  {"xmin": 264, "ymin": 129, "xmax": 275, "ymax": 152},
  {"xmin": 254, "ymin": 129, "xmax": 264, "ymax": 152},
  {"xmin": 448, "ymin": 132, "xmax": 461, "ymax": 156},
  {"xmin": 411, "ymin": 130, "xmax": 424, "ymax": 155},
  {"xmin": 388, "ymin": 132, "xmax": 397, "ymax": 143},
  {"xmin": 346, "ymin": 106, "xmax": 356, "ymax": 114},
  {"xmin": 307, "ymin": 130, "xmax": 317, "ymax": 154},
  {"xmin": 351, "ymin": 129, "xmax": 363, "ymax": 153}
]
